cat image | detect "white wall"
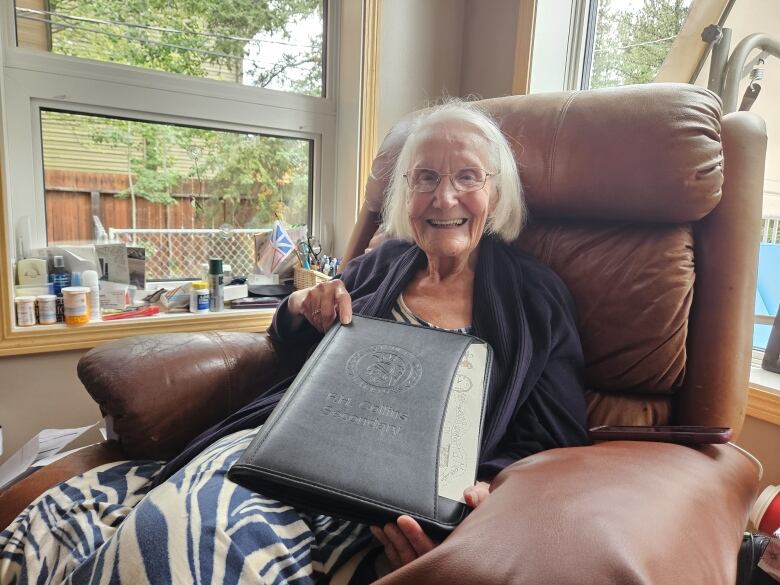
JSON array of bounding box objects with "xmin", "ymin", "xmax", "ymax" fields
[
  {"xmin": 460, "ymin": 0, "xmax": 521, "ymax": 99},
  {"xmin": 375, "ymin": 0, "xmax": 521, "ymax": 144},
  {"xmin": 0, "ymin": 350, "xmax": 101, "ymax": 463},
  {"xmin": 376, "ymin": 0, "xmax": 466, "ymax": 141}
]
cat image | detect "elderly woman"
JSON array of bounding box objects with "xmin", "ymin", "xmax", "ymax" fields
[{"xmin": 1, "ymin": 102, "xmax": 587, "ymax": 584}]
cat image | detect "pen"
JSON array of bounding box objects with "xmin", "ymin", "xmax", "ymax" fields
[{"xmin": 101, "ymin": 306, "xmax": 160, "ymax": 320}]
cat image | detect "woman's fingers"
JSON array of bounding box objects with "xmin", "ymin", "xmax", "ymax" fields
[
  {"xmin": 383, "ymin": 521, "xmax": 418, "ymax": 567},
  {"xmin": 463, "ymin": 481, "xmax": 491, "ymax": 509},
  {"xmin": 370, "ymin": 518, "xmax": 436, "ymax": 572},
  {"xmin": 318, "ymin": 290, "xmax": 338, "ymax": 331},
  {"xmin": 396, "ymin": 515, "xmax": 436, "ymax": 556},
  {"xmin": 370, "ymin": 525, "xmax": 401, "ymax": 569},
  {"xmin": 298, "ymin": 281, "xmax": 352, "ymax": 332},
  {"xmin": 335, "ymin": 284, "xmax": 353, "ymax": 325}
]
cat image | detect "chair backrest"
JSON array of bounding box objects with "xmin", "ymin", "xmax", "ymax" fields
[{"xmin": 363, "ymin": 83, "xmax": 767, "ymax": 434}]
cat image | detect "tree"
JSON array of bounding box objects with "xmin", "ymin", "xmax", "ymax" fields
[
  {"xmin": 590, "ymin": 0, "xmax": 692, "ymax": 89},
  {"xmin": 45, "ymin": 0, "xmax": 321, "ymax": 229}
]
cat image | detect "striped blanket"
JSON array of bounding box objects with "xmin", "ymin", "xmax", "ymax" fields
[{"xmin": 0, "ymin": 429, "xmax": 377, "ymax": 584}]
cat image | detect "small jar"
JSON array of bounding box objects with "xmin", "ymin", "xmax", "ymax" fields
[
  {"xmin": 36, "ymin": 294, "xmax": 57, "ymax": 325},
  {"xmin": 15, "ymin": 296, "xmax": 36, "ymax": 326},
  {"xmin": 189, "ymin": 281, "xmax": 209, "ymax": 313},
  {"xmin": 62, "ymin": 286, "xmax": 90, "ymax": 326}
]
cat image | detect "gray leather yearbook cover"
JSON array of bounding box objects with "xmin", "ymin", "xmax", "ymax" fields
[{"xmin": 229, "ymin": 314, "xmax": 492, "ymax": 535}]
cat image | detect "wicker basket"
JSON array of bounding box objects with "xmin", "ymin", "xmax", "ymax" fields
[{"xmin": 293, "ymin": 266, "xmax": 331, "ymax": 290}]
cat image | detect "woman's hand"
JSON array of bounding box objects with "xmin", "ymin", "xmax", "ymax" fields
[
  {"xmin": 370, "ymin": 516, "xmax": 436, "ymax": 573},
  {"xmin": 370, "ymin": 481, "xmax": 492, "ymax": 574},
  {"xmin": 287, "ymin": 280, "xmax": 352, "ymax": 333},
  {"xmin": 463, "ymin": 481, "xmax": 490, "ymax": 509}
]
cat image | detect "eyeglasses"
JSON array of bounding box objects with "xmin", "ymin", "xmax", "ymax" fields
[{"xmin": 404, "ymin": 167, "xmax": 497, "ymax": 193}]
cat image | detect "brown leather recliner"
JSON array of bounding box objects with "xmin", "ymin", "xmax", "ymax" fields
[{"xmin": 0, "ymin": 84, "xmax": 767, "ymax": 584}]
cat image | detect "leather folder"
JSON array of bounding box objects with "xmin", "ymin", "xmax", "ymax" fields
[{"xmin": 229, "ymin": 314, "xmax": 492, "ymax": 535}]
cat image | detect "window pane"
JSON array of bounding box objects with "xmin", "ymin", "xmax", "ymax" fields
[
  {"xmin": 15, "ymin": 0, "xmax": 325, "ymax": 96},
  {"xmin": 587, "ymin": 0, "xmax": 694, "ymax": 89},
  {"xmin": 42, "ymin": 110, "xmax": 312, "ymax": 281},
  {"xmin": 756, "ymin": 220, "xmax": 780, "ymax": 350}
]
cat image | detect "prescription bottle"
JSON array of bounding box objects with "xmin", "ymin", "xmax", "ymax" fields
[
  {"xmin": 190, "ymin": 281, "xmax": 210, "ymax": 313},
  {"xmin": 36, "ymin": 294, "xmax": 57, "ymax": 325},
  {"xmin": 15, "ymin": 296, "xmax": 36, "ymax": 326},
  {"xmin": 62, "ymin": 286, "xmax": 90, "ymax": 326}
]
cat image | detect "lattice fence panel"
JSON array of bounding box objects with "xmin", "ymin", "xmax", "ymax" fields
[{"xmin": 111, "ymin": 229, "xmax": 264, "ymax": 281}]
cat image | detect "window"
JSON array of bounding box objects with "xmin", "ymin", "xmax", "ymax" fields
[
  {"xmin": 0, "ymin": 0, "xmax": 365, "ymax": 352},
  {"xmin": 529, "ymin": 0, "xmax": 696, "ymax": 93},
  {"xmin": 582, "ymin": 0, "xmax": 694, "ymax": 89},
  {"xmin": 41, "ymin": 110, "xmax": 312, "ymax": 281},
  {"xmin": 14, "ymin": 0, "xmax": 325, "ymax": 96}
]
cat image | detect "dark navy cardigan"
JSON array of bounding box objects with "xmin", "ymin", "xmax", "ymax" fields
[{"xmin": 156, "ymin": 236, "xmax": 589, "ymax": 485}]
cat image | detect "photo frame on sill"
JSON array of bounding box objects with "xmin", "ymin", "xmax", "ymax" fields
[{"xmin": 762, "ymin": 305, "xmax": 780, "ymax": 374}]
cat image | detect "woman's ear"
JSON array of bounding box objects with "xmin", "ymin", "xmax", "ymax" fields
[{"xmin": 489, "ymin": 187, "xmax": 499, "ymax": 214}]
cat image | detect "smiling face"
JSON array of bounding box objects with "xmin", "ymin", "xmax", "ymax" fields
[{"xmin": 406, "ymin": 122, "xmax": 497, "ymax": 265}]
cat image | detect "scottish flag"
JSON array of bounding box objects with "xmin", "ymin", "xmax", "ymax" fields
[{"xmin": 270, "ymin": 220, "xmax": 294, "ymax": 271}]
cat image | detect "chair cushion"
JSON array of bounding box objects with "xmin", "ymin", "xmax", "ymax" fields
[
  {"xmin": 374, "ymin": 442, "xmax": 760, "ymax": 585},
  {"xmin": 584, "ymin": 390, "xmax": 672, "ymax": 427},
  {"xmin": 366, "ymin": 84, "xmax": 723, "ymax": 223},
  {"xmin": 517, "ymin": 220, "xmax": 694, "ymax": 395}
]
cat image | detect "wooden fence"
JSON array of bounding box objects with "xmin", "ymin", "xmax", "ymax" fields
[{"xmin": 44, "ymin": 169, "xmax": 256, "ymax": 243}]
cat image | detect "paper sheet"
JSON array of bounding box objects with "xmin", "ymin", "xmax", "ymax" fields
[
  {"xmin": 0, "ymin": 424, "xmax": 97, "ymax": 490},
  {"xmin": 437, "ymin": 342, "xmax": 488, "ymax": 503}
]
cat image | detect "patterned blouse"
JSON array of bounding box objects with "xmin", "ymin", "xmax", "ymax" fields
[{"xmin": 391, "ymin": 293, "xmax": 474, "ymax": 335}]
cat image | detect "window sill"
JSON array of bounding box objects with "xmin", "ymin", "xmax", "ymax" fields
[
  {"xmin": 0, "ymin": 308, "xmax": 274, "ymax": 357},
  {"xmin": 748, "ymin": 366, "xmax": 780, "ymax": 426}
]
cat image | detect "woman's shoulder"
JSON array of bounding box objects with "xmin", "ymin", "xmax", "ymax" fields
[
  {"xmin": 343, "ymin": 238, "xmax": 415, "ymax": 273},
  {"xmin": 340, "ymin": 238, "xmax": 416, "ymax": 291}
]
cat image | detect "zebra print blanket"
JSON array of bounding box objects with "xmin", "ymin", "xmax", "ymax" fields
[{"xmin": 0, "ymin": 429, "xmax": 377, "ymax": 584}]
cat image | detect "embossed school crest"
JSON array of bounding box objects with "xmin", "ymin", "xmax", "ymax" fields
[{"xmin": 346, "ymin": 345, "xmax": 422, "ymax": 393}]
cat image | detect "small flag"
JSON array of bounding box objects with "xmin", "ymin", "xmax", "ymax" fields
[{"xmin": 269, "ymin": 221, "xmax": 294, "ymax": 272}]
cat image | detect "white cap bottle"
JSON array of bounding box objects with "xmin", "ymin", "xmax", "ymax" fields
[{"xmin": 81, "ymin": 270, "xmax": 101, "ymax": 321}]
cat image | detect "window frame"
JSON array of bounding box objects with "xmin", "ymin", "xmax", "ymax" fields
[{"xmin": 0, "ymin": 0, "xmax": 371, "ymax": 356}]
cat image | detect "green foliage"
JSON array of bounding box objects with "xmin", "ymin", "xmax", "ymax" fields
[
  {"xmin": 49, "ymin": 0, "xmax": 323, "ymax": 89},
  {"xmin": 46, "ymin": 0, "xmax": 321, "ymax": 228},
  {"xmin": 590, "ymin": 0, "xmax": 691, "ymax": 89}
]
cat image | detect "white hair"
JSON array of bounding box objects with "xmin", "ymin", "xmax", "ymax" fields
[{"xmin": 381, "ymin": 101, "xmax": 525, "ymax": 243}]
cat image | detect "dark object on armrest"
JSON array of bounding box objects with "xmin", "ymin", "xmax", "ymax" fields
[
  {"xmin": 0, "ymin": 442, "xmax": 125, "ymax": 530},
  {"xmin": 77, "ymin": 332, "xmax": 306, "ymax": 460},
  {"xmin": 230, "ymin": 297, "xmax": 281, "ymax": 309},
  {"xmin": 248, "ymin": 284, "xmax": 294, "ymax": 297}
]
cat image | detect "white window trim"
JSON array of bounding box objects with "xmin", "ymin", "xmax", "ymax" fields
[{"xmin": 0, "ymin": 0, "xmax": 367, "ymax": 354}]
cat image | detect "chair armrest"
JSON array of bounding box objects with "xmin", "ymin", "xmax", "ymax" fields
[
  {"xmin": 77, "ymin": 331, "xmax": 306, "ymax": 460},
  {"xmin": 376, "ymin": 441, "xmax": 760, "ymax": 585},
  {"xmin": 0, "ymin": 442, "xmax": 125, "ymax": 530}
]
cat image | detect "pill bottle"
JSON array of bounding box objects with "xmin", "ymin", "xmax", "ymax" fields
[
  {"xmin": 62, "ymin": 286, "xmax": 90, "ymax": 326},
  {"xmin": 189, "ymin": 281, "xmax": 209, "ymax": 313},
  {"xmin": 15, "ymin": 296, "xmax": 36, "ymax": 326},
  {"xmin": 36, "ymin": 294, "xmax": 57, "ymax": 325},
  {"xmin": 81, "ymin": 270, "xmax": 101, "ymax": 321}
]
